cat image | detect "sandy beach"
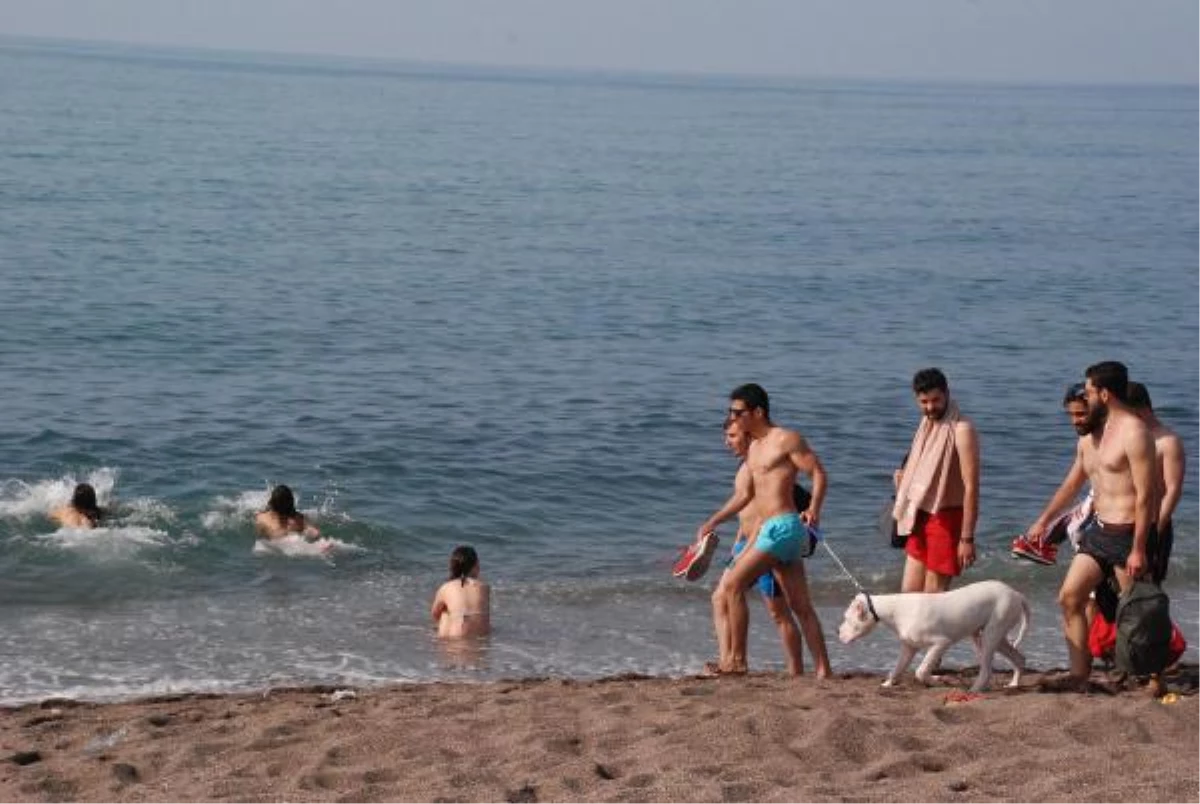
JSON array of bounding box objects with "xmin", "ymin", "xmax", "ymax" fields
[{"xmin": 1, "ymin": 664, "xmax": 1196, "ymax": 803}]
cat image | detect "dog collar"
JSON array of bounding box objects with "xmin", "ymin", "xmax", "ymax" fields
[{"xmin": 863, "ymin": 592, "xmax": 880, "ymax": 622}]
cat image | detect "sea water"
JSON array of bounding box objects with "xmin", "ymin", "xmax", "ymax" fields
[{"xmin": 0, "ymin": 39, "xmax": 1196, "ymax": 703}]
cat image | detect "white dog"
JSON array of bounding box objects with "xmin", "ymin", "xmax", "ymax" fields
[{"xmin": 838, "ymin": 580, "xmax": 1030, "ymax": 692}]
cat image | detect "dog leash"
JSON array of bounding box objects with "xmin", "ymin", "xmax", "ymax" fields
[{"xmin": 816, "ymin": 531, "xmax": 881, "ymax": 623}]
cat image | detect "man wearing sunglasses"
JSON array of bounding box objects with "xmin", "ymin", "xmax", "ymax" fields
[
  {"xmin": 698, "ymin": 383, "xmax": 831, "ymax": 678},
  {"xmin": 1026, "ymin": 361, "xmax": 1158, "ymax": 689}
]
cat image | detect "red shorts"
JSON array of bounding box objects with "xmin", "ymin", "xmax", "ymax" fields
[{"xmin": 905, "ymin": 508, "xmax": 964, "ymax": 577}]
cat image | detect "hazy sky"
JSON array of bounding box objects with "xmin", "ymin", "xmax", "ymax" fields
[{"xmin": 0, "ymin": 0, "xmax": 1195, "ymax": 84}]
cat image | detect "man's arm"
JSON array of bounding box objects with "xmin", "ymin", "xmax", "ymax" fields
[
  {"xmin": 955, "ymin": 420, "xmax": 980, "ymax": 567},
  {"xmin": 1028, "ymin": 444, "xmax": 1089, "ymax": 541},
  {"xmin": 1159, "ymin": 435, "xmax": 1186, "ymax": 530},
  {"xmin": 698, "ymin": 466, "xmax": 754, "ymax": 539},
  {"xmin": 788, "ymin": 432, "xmax": 826, "ymax": 527},
  {"xmin": 1125, "ymin": 424, "xmax": 1157, "ymax": 579}
]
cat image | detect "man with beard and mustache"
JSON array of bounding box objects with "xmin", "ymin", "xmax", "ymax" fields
[
  {"xmin": 1026, "ymin": 361, "xmax": 1158, "ymax": 690},
  {"xmin": 1010, "ymin": 382, "xmax": 1097, "ymax": 565},
  {"xmin": 892, "ymin": 368, "xmax": 980, "ymax": 593}
]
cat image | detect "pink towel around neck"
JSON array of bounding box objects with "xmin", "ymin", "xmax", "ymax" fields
[{"xmin": 893, "ymin": 400, "xmax": 961, "ymax": 536}]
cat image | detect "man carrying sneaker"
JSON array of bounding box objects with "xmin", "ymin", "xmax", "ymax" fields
[
  {"xmin": 1026, "ymin": 361, "xmax": 1159, "ymax": 689},
  {"xmin": 1011, "ymin": 382, "xmax": 1096, "ymax": 565}
]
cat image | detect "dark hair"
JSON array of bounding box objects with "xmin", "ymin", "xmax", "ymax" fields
[
  {"xmin": 266, "ymin": 485, "xmax": 308, "ymax": 532},
  {"xmin": 1062, "ymin": 382, "xmax": 1087, "ymax": 407},
  {"xmin": 449, "ymin": 545, "xmax": 479, "ymax": 586},
  {"xmin": 71, "ymin": 483, "xmax": 102, "ymax": 526},
  {"xmin": 912, "ymin": 368, "xmax": 948, "ymax": 395},
  {"xmin": 1085, "ymin": 361, "xmax": 1129, "ymax": 402},
  {"xmin": 730, "ymin": 383, "xmax": 770, "ymax": 418},
  {"xmin": 1126, "ymin": 381, "xmax": 1152, "ymax": 412}
]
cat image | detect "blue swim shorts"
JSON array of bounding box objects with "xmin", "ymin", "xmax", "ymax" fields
[
  {"xmin": 754, "ymin": 513, "xmax": 806, "ymax": 565},
  {"xmin": 730, "ymin": 540, "xmax": 782, "ymax": 598}
]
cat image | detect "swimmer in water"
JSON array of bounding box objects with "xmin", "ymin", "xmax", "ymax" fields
[
  {"xmin": 50, "ymin": 483, "xmax": 105, "ymax": 529},
  {"xmin": 430, "ymin": 545, "xmax": 491, "ymax": 638},
  {"xmin": 254, "ymin": 485, "xmax": 320, "ymax": 541}
]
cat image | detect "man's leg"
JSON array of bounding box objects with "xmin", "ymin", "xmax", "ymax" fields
[
  {"xmin": 1059, "ymin": 553, "xmax": 1104, "ymax": 681},
  {"xmin": 716, "ymin": 547, "xmax": 778, "ymax": 673},
  {"xmin": 776, "ymin": 562, "xmax": 832, "ymax": 679},
  {"xmin": 901, "ymin": 555, "xmax": 928, "ymax": 593},
  {"xmin": 924, "ymin": 569, "xmax": 953, "ymax": 593},
  {"xmin": 711, "ymin": 574, "xmax": 733, "ymax": 672},
  {"xmin": 762, "ymin": 591, "xmax": 804, "ymax": 676}
]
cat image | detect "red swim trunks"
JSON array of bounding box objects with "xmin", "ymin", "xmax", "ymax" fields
[{"xmin": 905, "ymin": 507, "xmax": 964, "ymax": 577}]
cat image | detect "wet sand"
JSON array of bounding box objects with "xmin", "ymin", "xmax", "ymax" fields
[{"xmin": 1, "ymin": 664, "xmax": 1196, "ymax": 803}]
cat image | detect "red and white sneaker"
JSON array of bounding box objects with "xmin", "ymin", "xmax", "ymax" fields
[
  {"xmin": 673, "ymin": 531, "xmax": 720, "ymax": 581},
  {"xmin": 1010, "ymin": 533, "xmax": 1058, "ymax": 565}
]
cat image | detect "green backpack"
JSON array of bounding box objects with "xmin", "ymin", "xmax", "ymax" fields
[{"xmin": 1114, "ymin": 581, "xmax": 1172, "ymax": 676}]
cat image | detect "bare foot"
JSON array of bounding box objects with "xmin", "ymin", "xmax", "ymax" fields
[{"xmin": 1147, "ymin": 674, "xmax": 1167, "ymax": 699}]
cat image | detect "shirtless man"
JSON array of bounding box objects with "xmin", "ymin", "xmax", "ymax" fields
[
  {"xmin": 893, "ymin": 368, "xmax": 980, "ymax": 593},
  {"xmin": 1027, "ymin": 361, "xmax": 1158, "ymax": 687},
  {"xmin": 700, "ymin": 384, "xmax": 831, "ymax": 678},
  {"xmin": 710, "ymin": 418, "xmax": 806, "ymax": 675},
  {"xmin": 1126, "ymin": 381, "xmax": 1186, "ymax": 584}
]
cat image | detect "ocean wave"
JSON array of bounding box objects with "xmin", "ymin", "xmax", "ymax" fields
[
  {"xmin": 0, "ymin": 468, "xmax": 120, "ymax": 520},
  {"xmin": 252, "ymin": 535, "xmax": 365, "ymax": 559},
  {"xmin": 31, "ymin": 524, "xmax": 170, "ymax": 557}
]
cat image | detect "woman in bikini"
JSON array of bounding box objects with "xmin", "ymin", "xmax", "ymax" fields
[{"xmin": 430, "ymin": 545, "xmax": 491, "ymax": 638}]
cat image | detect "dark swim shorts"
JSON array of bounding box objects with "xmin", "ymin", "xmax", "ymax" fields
[{"xmin": 1079, "ymin": 518, "xmax": 1159, "ymax": 579}]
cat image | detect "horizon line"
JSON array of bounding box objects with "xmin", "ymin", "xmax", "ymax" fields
[{"xmin": 2, "ymin": 32, "xmax": 1196, "ymax": 92}]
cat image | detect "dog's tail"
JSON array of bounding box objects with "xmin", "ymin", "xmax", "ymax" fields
[{"xmin": 1012, "ymin": 594, "xmax": 1031, "ymax": 648}]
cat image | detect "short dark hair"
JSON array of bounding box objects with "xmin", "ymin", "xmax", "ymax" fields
[
  {"xmin": 912, "ymin": 368, "xmax": 948, "ymax": 395},
  {"xmin": 1085, "ymin": 361, "xmax": 1129, "ymax": 402},
  {"xmin": 1126, "ymin": 381, "xmax": 1152, "ymax": 411},
  {"xmin": 730, "ymin": 383, "xmax": 770, "ymax": 418},
  {"xmin": 1062, "ymin": 382, "xmax": 1087, "ymax": 407}
]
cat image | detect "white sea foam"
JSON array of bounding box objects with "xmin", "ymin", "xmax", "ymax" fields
[
  {"xmin": 202, "ymin": 489, "xmax": 270, "ymax": 530},
  {"xmin": 33, "ymin": 524, "xmax": 169, "ymax": 557},
  {"xmin": 202, "ymin": 486, "xmax": 336, "ymax": 530},
  {"xmin": 0, "ymin": 468, "xmax": 119, "ymax": 520},
  {"xmin": 252, "ymin": 534, "xmax": 363, "ymax": 559}
]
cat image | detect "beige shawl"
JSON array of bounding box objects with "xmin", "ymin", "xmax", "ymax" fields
[{"xmin": 893, "ymin": 400, "xmax": 960, "ymax": 536}]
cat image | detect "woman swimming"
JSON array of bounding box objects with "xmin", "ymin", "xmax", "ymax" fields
[
  {"xmin": 50, "ymin": 483, "xmax": 104, "ymax": 529},
  {"xmin": 254, "ymin": 485, "xmax": 320, "ymax": 541}
]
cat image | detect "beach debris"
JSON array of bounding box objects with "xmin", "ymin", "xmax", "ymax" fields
[
  {"xmin": 83, "ymin": 726, "xmax": 128, "ymax": 755},
  {"xmin": 327, "ymin": 689, "xmax": 357, "ymax": 702},
  {"xmin": 948, "ymin": 779, "xmax": 970, "ymax": 792},
  {"xmin": 505, "ymin": 783, "xmax": 538, "ymax": 803},
  {"xmin": 8, "ymin": 750, "xmax": 42, "ymax": 766},
  {"xmin": 943, "ymin": 691, "xmax": 985, "ymax": 705},
  {"xmin": 593, "ymin": 763, "xmax": 615, "ymax": 780},
  {"xmin": 1160, "ymin": 692, "xmax": 1180, "ymax": 705},
  {"xmin": 112, "ymin": 763, "xmax": 140, "ymax": 784},
  {"xmin": 147, "ymin": 714, "xmax": 171, "ymax": 727}
]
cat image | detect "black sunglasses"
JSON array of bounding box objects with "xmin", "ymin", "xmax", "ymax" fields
[{"xmin": 727, "ymin": 406, "xmax": 750, "ymax": 419}]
